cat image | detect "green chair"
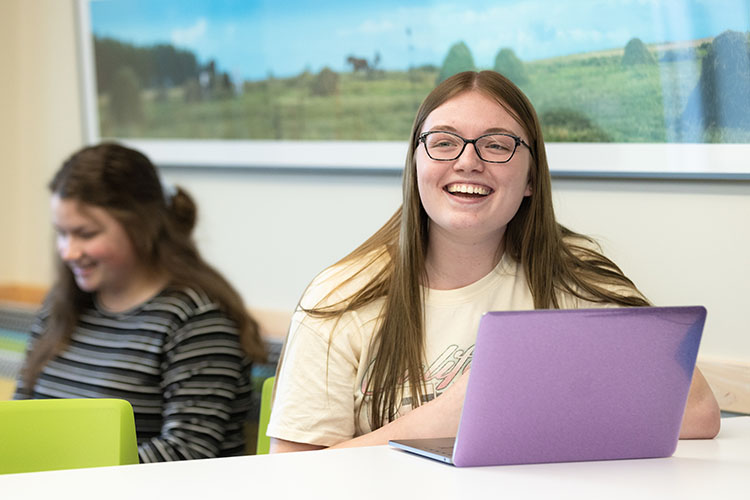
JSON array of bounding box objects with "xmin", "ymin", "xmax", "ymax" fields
[
  {"xmin": 0, "ymin": 398, "xmax": 139, "ymax": 474},
  {"xmin": 255, "ymin": 376, "xmax": 275, "ymax": 455}
]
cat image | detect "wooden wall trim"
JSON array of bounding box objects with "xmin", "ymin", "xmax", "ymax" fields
[
  {"xmin": 0, "ymin": 284, "xmax": 48, "ymax": 306},
  {"xmin": 248, "ymin": 308, "xmax": 292, "ymax": 342},
  {"xmin": 0, "ymin": 282, "xmax": 293, "ymax": 342},
  {"xmin": 697, "ymin": 358, "xmax": 750, "ymax": 414},
  {"xmin": 2, "ymin": 284, "xmax": 748, "ymax": 413}
]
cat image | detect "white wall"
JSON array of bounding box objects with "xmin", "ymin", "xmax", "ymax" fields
[
  {"xmin": 552, "ymin": 178, "xmax": 750, "ymax": 360},
  {"xmin": 0, "ymin": 1, "xmax": 21, "ymax": 283},
  {"xmin": 163, "ymin": 168, "xmax": 403, "ymax": 311},
  {"xmin": 2, "ymin": 0, "xmax": 748, "ymax": 362},
  {"xmin": 0, "ymin": 0, "xmax": 83, "ymax": 285}
]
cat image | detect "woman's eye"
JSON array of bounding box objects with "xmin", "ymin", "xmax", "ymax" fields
[{"xmin": 430, "ymin": 136, "xmax": 461, "ymax": 148}]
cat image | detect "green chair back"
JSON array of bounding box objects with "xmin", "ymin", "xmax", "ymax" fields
[
  {"xmin": 255, "ymin": 376, "xmax": 275, "ymax": 455},
  {"xmin": 0, "ymin": 398, "xmax": 139, "ymax": 474}
]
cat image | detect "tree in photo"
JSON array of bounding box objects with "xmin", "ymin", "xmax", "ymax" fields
[
  {"xmin": 94, "ymin": 36, "xmax": 199, "ymax": 93},
  {"xmin": 311, "ymin": 67, "xmax": 339, "ymax": 97},
  {"xmin": 493, "ymin": 48, "xmax": 529, "ymax": 86},
  {"xmin": 680, "ymin": 30, "xmax": 750, "ymax": 140},
  {"xmin": 436, "ymin": 41, "xmax": 476, "ymax": 85},
  {"xmin": 109, "ymin": 66, "xmax": 144, "ymax": 125},
  {"xmin": 622, "ymin": 38, "xmax": 656, "ymax": 66}
]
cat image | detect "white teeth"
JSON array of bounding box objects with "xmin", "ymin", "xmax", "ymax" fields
[{"xmin": 447, "ymin": 184, "xmax": 490, "ymax": 195}]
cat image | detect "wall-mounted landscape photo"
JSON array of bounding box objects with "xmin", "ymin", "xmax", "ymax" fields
[{"xmin": 89, "ymin": 0, "xmax": 750, "ymax": 144}]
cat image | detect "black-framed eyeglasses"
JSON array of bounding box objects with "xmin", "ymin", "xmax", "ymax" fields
[{"xmin": 418, "ymin": 130, "xmax": 533, "ymax": 163}]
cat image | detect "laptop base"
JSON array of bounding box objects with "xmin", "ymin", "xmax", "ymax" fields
[{"xmin": 389, "ymin": 438, "xmax": 456, "ymax": 464}]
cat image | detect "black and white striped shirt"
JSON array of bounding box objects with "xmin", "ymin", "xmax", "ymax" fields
[{"xmin": 14, "ymin": 286, "xmax": 252, "ymax": 462}]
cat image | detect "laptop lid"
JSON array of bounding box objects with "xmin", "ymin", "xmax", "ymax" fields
[{"xmin": 391, "ymin": 306, "xmax": 706, "ymax": 467}]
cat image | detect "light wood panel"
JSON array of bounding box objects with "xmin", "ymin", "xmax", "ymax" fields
[
  {"xmin": 2, "ymin": 284, "xmax": 747, "ymax": 413},
  {"xmin": 0, "ymin": 283, "xmax": 293, "ymax": 340},
  {"xmin": 0, "ymin": 284, "xmax": 47, "ymax": 306},
  {"xmin": 698, "ymin": 358, "xmax": 750, "ymax": 414}
]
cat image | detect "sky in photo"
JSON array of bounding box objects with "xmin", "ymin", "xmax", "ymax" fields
[{"xmin": 89, "ymin": 0, "xmax": 750, "ymax": 80}]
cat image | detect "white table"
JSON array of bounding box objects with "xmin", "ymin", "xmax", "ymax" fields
[{"xmin": 2, "ymin": 417, "xmax": 749, "ymax": 499}]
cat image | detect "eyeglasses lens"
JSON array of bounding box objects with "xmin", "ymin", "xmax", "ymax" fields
[{"xmin": 424, "ymin": 132, "xmax": 516, "ymax": 162}]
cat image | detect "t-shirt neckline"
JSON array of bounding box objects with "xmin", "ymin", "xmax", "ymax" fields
[
  {"xmin": 93, "ymin": 286, "xmax": 170, "ymax": 318},
  {"xmin": 423, "ymin": 252, "xmax": 516, "ymax": 306}
]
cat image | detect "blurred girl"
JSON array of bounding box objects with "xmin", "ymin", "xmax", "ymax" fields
[{"xmin": 16, "ymin": 143, "xmax": 265, "ymax": 462}]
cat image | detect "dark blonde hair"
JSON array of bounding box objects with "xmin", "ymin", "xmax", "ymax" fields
[
  {"xmin": 299, "ymin": 71, "xmax": 648, "ymax": 428},
  {"xmin": 22, "ymin": 142, "xmax": 265, "ymax": 389}
]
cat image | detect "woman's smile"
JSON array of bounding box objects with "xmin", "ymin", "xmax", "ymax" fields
[{"xmin": 444, "ymin": 182, "xmax": 493, "ymax": 198}]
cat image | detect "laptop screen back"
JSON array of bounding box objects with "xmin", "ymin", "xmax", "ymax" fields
[{"xmin": 452, "ymin": 306, "xmax": 705, "ymax": 467}]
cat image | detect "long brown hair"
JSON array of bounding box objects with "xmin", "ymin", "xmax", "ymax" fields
[
  {"xmin": 299, "ymin": 71, "xmax": 648, "ymax": 428},
  {"xmin": 22, "ymin": 142, "xmax": 265, "ymax": 390}
]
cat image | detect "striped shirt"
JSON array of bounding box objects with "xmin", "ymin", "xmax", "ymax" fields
[{"xmin": 14, "ymin": 287, "xmax": 252, "ymax": 463}]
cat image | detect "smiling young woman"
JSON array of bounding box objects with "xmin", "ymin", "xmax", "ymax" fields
[
  {"xmin": 15, "ymin": 143, "xmax": 266, "ymax": 462},
  {"xmin": 266, "ymin": 71, "xmax": 720, "ymax": 452}
]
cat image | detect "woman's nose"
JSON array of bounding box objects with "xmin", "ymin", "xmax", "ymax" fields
[
  {"xmin": 453, "ymin": 143, "xmax": 486, "ymax": 172},
  {"xmin": 59, "ymin": 237, "xmax": 82, "ymax": 261}
]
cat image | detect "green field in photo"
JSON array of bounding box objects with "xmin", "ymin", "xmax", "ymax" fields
[{"xmin": 98, "ymin": 41, "xmax": 750, "ymax": 144}]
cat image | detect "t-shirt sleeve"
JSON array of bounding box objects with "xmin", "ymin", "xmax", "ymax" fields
[
  {"xmin": 137, "ymin": 308, "xmax": 251, "ymax": 462},
  {"xmin": 267, "ymin": 307, "xmax": 364, "ymax": 447}
]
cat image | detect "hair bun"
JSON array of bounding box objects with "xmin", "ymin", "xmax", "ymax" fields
[{"xmin": 169, "ymin": 186, "xmax": 197, "ymax": 234}]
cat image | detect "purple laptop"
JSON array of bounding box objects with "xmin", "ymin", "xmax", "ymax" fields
[{"xmin": 389, "ymin": 306, "xmax": 706, "ymax": 467}]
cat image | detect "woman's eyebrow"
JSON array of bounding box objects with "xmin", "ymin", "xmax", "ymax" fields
[
  {"xmin": 425, "ymin": 125, "xmax": 520, "ymax": 135},
  {"xmin": 53, "ymin": 223, "xmax": 98, "ymax": 234},
  {"xmin": 483, "ymin": 126, "xmax": 518, "ymax": 135},
  {"xmin": 426, "ymin": 124, "xmax": 459, "ymax": 133}
]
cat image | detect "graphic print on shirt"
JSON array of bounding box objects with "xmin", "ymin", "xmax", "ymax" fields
[{"xmin": 359, "ymin": 343, "xmax": 474, "ymax": 419}]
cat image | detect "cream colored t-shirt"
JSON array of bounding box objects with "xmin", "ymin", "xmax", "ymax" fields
[{"xmin": 267, "ymin": 252, "xmax": 609, "ymax": 447}]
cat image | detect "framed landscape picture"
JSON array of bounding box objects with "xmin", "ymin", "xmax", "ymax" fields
[{"xmin": 78, "ymin": 0, "xmax": 750, "ymax": 177}]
